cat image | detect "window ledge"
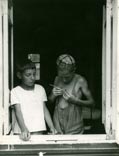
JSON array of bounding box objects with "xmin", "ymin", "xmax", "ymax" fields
[{"xmin": 0, "ymin": 134, "xmax": 116, "ymax": 145}]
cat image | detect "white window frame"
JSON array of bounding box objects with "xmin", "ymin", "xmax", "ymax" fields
[
  {"xmin": 116, "ymin": 0, "xmax": 119, "ymax": 144},
  {"xmin": 0, "ymin": 0, "xmax": 119, "ymax": 145}
]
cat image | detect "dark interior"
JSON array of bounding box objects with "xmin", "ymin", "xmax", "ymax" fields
[{"xmin": 13, "ymin": 0, "xmax": 106, "ymax": 134}]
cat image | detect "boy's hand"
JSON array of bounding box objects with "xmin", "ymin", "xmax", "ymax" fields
[
  {"xmin": 52, "ymin": 87, "xmax": 63, "ymax": 97},
  {"xmin": 63, "ymin": 90, "xmax": 77, "ymax": 104},
  {"xmin": 49, "ymin": 128, "xmax": 58, "ymax": 135},
  {"xmin": 19, "ymin": 130, "xmax": 31, "ymax": 141}
]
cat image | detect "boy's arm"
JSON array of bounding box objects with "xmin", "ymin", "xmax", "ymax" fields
[
  {"xmin": 14, "ymin": 104, "xmax": 30, "ymax": 141},
  {"xmin": 78, "ymin": 78, "xmax": 95, "ymax": 107},
  {"xmin": 63, "ymin": 78, "xmax": 95, "ymax": 107},
  {"xmin": 48, "ymin": 90, "xmax": 57, "ymax": 102},
  {"xmin": 48, "ymin": 77, "xmax": 61, "ymax": 102},
  {"xmin": 43, "ymin": 102, "xmax": 56, "ymax": 134}
]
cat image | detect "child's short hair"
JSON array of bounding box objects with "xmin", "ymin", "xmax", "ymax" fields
[{"xmin": 16, "ymin": 59, "xmax": 36, "ymax": 73}]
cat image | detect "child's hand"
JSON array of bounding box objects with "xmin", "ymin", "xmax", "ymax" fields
[
  {"xmin": 63, "ymin": 90, "xmax": 77, "ymax": 104},
  {"xmin": 49, "ymin": 128, "xmax": 58, "ymax": 135},
  {"xmin": 19, "ymin": 130, "xmax": 31, "ymax": 141},
  {"xmin": 52, "ymin": 87, "xmax": 63, "ymax": 97}
]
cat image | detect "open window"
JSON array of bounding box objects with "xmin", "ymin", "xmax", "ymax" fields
[
  {"xmin": 102, "ymin": 0, "xmax": 119, "ymax": 143},
  {"xmin": 0, "ymin": 0, "xmax": 119, "ymax": 145},
  {"xmin": 0, "ymin": 0, "xmax": 13, "ymax": 135}
]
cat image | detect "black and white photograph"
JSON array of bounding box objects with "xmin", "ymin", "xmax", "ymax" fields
[{"xmin": 0, "ymin": 0, "xmax": 119, "ymax": 155}]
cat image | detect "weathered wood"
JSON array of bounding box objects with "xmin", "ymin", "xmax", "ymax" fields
[
  {"xmin": 116, "ymin": 0, "xmax": 119, "ymax": 144},
  {"xmin": 0, "ymin": 143, "xmax": 119, "ymax": 156}
]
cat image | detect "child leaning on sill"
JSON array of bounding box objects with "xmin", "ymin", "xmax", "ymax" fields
[{"xmin": 10, "ymin": 59, "xmax": 57, "ymax": 141}]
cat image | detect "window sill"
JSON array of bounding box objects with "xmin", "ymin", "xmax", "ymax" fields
[{"xmin": 0, "ymin": 134, "xmax": 116, "ymax": 145}]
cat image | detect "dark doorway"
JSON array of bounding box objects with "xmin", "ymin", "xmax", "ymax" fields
[{"xmin": 13, "ymin": 0, "xmax": 106, "ymax": 134}]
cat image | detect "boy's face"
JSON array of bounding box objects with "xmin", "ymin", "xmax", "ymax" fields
[
  {"xmin": 58, "ymin": 69, "xmax": 75, "ymax": 84},
  {"xmin": 20, "ymin": 68, "xmax": 36, "ymax": 89}
]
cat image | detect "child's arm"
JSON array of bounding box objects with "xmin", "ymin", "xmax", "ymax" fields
[
  {"xmin": 14, "ymin": 104, "xmax": 31, "ymax": 141},
  {"xmin": 48, "ymin": 77, "xmax": 62, "ymax": 103},
  {"xmin": 43, "ymin": 102, "xmax": 56, "ymax": 134}
]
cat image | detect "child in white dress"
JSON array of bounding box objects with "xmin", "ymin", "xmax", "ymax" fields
[{"xmin": 11, "ymin": 59, "xmax": 56, "ymax": 141}]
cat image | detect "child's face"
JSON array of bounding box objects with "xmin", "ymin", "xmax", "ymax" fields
[
  {"xmin": 58, "ymin": 69, "xmax": 75, "ymax": 84},
  {"xmin": 20, "ymin": 68, "xmax": 36, "ymax": 89}
]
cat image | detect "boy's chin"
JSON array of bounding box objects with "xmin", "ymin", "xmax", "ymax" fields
[
  {"xmin": 27, "ymin": 84, "xmax": 35, "ymax": 88},
  {"xmin": 29, "ymin": 84, "xmax": 35, "ymax": 87}
]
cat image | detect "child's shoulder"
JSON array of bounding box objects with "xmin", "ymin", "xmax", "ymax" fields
[
  {"xmin": 35, "ymin": 84, "xmax": 45, "ymax": 91},
  {"xmin": 10, "ymin": 86, "xmax": 23, "ymax": 96},
  {"xmin": 11, "ymin": 86, "xmax": 21, "ymax": 92}
]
